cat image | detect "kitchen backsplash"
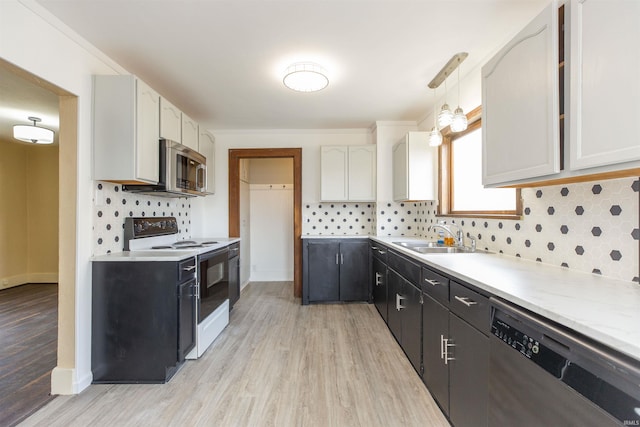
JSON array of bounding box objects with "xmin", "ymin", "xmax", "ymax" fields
[
  {"xmin": 92, "ymin": 182, "xmax": 192, "ymax": 255},
  {"xmin": 303, "ymin": 203, "xmax": 376, "ymax": 235},
  {"xmin": 379, "ymin": 177, "xmax": 639, "ymax": 283}
]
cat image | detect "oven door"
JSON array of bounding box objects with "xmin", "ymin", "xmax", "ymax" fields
[{"xmin": 198, "ymin": 248, "xmax": 229, "ymax": 323}]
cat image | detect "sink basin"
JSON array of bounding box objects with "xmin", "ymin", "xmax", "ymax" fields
[{"xmin": 392, "ymin": 241, "xmax": 490, "ymax": 254}]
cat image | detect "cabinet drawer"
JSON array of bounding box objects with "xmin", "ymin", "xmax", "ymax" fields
[
  {"xmin": 178, "ymin": 257, "xmax": 197, "ymax": 283},
  {"xmin": 387, "ymin": 250, "xmax": 420, "ymax": 285},
  {"xmin": 228, "ymin": 242, "xmax": 240, "ymax": 259},
  {"xmin": 449, "ymin": 281, "xmax": 490, "ymax": 335},
  {"xmin": 370, "ymin": 242, "xmax": 388, "ymax": 263},
  {"xmin": 421, "ymin": 267, "xmax": 449, "ymax": 307}
]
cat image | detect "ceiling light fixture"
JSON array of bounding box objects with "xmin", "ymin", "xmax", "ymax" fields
[
  {"xmin": 283, "ymin": 62, "xmax": 329, "ymax": 92},
  {"xmin": 451, "ymin": 64, "xmax": 468, "ymax": 132},
  {"xmin": 428, "ymin": 52, "xmax": 468, "ymax": 137},
  {"xmin": 437, "ymin": 79, "xmax": 453, "ymax": 129},
  {"xmin": 13, "ymin": 116, "xmax": 54, "ymax": 144},
  {"xmin": 429, "ymin": 88, "xmax": 443, "ymax": 147}
]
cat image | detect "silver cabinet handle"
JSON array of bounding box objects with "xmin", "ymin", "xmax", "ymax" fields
[
  {"xmin": 335, "ymin": 253, "xmax": 339, "ymax": 265},
  {"xmin": 444, "ymin": 338, "xmax": 455, "ymax": 365},
  {"xmin": 341, "ymin": 253, "xmax": 344, "ymax": 264},
  {"xmin": 396, "ymin": 294, "xmax": 405, "ymax": 311},
  {"xmin": 371, "ymin": 246, "xmax": 378, "ymax": 250},
  {"xmin": 182, "ymin": 265, "xmax": 196, "ymax": 272},
  {"xmin": 424, "ymin": 278, "xmax": 440, "ymax": 286},
  {"xmin": 375, "ymin": 272, "xmax": 382, "ymax": 286},
  {"xmin": 454, "ymin": 295, "xmax": 478, "ymax": 307},
  {"xmin": 378, "ymin": 250, "xmax": 386, "ymax": 255}
]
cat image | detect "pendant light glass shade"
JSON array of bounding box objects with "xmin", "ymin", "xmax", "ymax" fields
[
  {"xmin": 13, "ymin": 117, "xmax": 54, "ymax": 144},
  {"xmin": 429, "ymin": 127, "xmax": 443, "ymax": 147},
  {"xmin": 451, "ymin": 107, "xmax": 468, "ymax": 132},
  {"xmin": 437, "ymin": 104, "xmax": 453, "ymax": 128}
]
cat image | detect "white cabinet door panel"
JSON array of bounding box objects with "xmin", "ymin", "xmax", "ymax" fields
[
  {"xmin": 321, "ymin": 146, "xmax": 348, "ymax": 201},
  {"xmin": 392, "ymin": 140, "xmax": 408, "ymax": 201},
  {"xmin": 482, "ymin": 2, "xmax": 560, "ymax": 186},
  {"xmin": 136, "ymin": 79, "xmax": 160, "ymax": 183},
  {"xmin": 569, "ymin": 0, "xmax": 640, "ymax": 170},
  {"xmin": 348, "ymin": 145, "xmax": 376, "ymax": 201},
  {"xmin": 198, "ymin": 129, "xmax": 215, "ymax": 194},
  {"xmin": 160, "ymin": 97, "xmax": 182, "ymax": 142},
  {"xmin": 181, "ymin": 113, "xmax": 199, "ymax": 151}
]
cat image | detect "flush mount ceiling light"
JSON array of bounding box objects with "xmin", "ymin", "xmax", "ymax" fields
[
  {"xmin": 283, "ymin": 62, "xmax": 329, "ymax": 92},
  {"xmin": 13, "ymin": 116, "xmax": 54, "ymax": 144}
]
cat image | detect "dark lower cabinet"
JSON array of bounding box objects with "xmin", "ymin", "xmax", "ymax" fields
[
  {"xmin": 449, "ymin": 313, "xmax": 489, "ymax": 427},
  {"xmin": 387, "ymin": 268, "xmax": 422, "ymax": 374},
  {"xmin": 303, "ymin": 239, "xmax": 369, "ymax": 304},
  {"xmin": 228, "ymin": 243, "xmax": 240, "ymax": 309},
  {"xmin": 422, "ymin": 293, "xmax": 450, "ymax": 412},
  {"xmin": 372, "ymin": 256, "xmax": 388, "ymax": 322},
  {"xmin": 92, "ymin": 257, "xmax": 197, "ymax": 383}
]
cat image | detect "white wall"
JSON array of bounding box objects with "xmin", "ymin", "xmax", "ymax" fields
[
  {"xmin": 0, "ymin": 0, "xmax": 125, "ymax": 394},
  {"xmin": 192, "ymin": 130, "xmax": 373, "ymax": 237}
]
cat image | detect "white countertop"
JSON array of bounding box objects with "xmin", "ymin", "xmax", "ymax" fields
[
  {"xmin": 92, "ymin": 238, "xmax": 241, "ymax": 262},
  {"xmin": 302, "ymin": 234, "xmax": 372, "ymax": 239},
  {"xmin": 370, "ymin": 236, "xmax": 640, "ymax": 362}
]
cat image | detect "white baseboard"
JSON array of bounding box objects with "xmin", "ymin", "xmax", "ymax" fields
[{"xmin": 51, "ymin": 366, "xmax": 93, "ymax": 395}]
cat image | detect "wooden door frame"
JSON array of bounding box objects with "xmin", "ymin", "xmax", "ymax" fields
[{"xmin": 228, "ymin": 148, "xmax": 303, "ymax": 298}]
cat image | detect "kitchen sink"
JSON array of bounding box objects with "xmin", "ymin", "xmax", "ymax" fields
[{"xmin": 392, "ymin": 241, "xmax": 490, "ymax": 254}]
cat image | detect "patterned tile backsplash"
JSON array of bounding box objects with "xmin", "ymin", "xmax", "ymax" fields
[
  {"xmin": 92, "ymin": 182, "xmax": 192, "ymax": 255},
  {"xmin": 302, "ymin": 177, "xmax": 639, "ymax": 283},
  {"xmin": 303, "ymin": 203, "xmax": 376, "ymax": 235}
]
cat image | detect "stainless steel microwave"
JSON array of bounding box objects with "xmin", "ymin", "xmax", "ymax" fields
[{"xmin": 123, "ymin": 139, "xmax": 207, "ymax": 197}]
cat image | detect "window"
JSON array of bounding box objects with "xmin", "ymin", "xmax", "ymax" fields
[{"xmin": 438, "ymin": 106, "xmax": 522, "ymax": 218}]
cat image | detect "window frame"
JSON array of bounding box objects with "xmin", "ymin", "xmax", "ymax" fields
[{"xmin": 437, "ymin": 106, "xmax": 522, "ymax": 219}]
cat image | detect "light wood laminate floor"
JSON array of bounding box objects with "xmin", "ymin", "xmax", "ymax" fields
[{"xmin": 22, "ymin": 282, "xmax": 449, "ymax": 427}]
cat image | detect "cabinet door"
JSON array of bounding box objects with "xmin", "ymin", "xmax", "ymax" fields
[
  {"xmin": 181, "ymin": 113, "xmax": 199, "ymax": 151},
  {"xmin": 307, "ymin": 241, "xmax": 340, "ymax": 302},
  {"xmin": 422, "ymin": 294, "xmax": 450, "ymax": 414},
  {"xmin": 449, "ymin": 313, "xmax": 489, "ymax": 427},
  {"xmin": 339, "ymin": 241, "xmax": 369, "ymax": 301},
  {"xmin": 482, "ymin": 2, "xmax": 560, "ymax": 186},
  {"xmin": 136, "ymin": 79, "xmax": 160, "ymax": 183},
  {"xmin": 160, "ymin": 97, "xmax": 182, "ymax": 142},
  {"xmin": 177, "ymin": 279, "xmax": 196, "ymax": 362},
  {"xmin": 320, "ymin": 146, "xmax": 348, "ymax": 201},
  {"xmin": 402, "ymin": 281, "xmax": 422, "ymax": 374},
  {"xmin": 348, "ymin": 145, "xmax": 376, "ymax": 201},
  {"xmin": 569, "ymin": 0, "xmax": 640, "ymax": 170},
  {"xmin": 372, "ymin": 257, "xmax": 388, "ymax": 322},
  {"xmin": 386, "ymin": 269, "xmax": 403, "ymax": 344},
  {"xmin": 392, "ymin": 139, "xmax": 408, "ymax": 201},
  {"xmin": 198, "ymin": 129, "xmax": 215, "ymax": 194}
]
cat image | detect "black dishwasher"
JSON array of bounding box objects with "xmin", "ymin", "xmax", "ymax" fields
[{"xmin": 489, "ymin": 298, "xmax": 640, "ymax": 426}]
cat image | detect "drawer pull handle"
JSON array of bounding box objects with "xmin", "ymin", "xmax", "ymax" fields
[
  {"xmin": 396, "ymin": 294, "xmax": 406, "ymax": 311},
  {"xmin": 424, "ymin": 278, "xmax": 440, "ymax": 286},
  {"xmin": 182, "ymin": 265, "xmax": 196, "ymax": 272},
  {"xmin": 454, "ymin": 295, "xmax": 478, "ymax": 307},
  {"xmin": 375, "ymin": 272, "xmax": 382, "ymax": 286},
  {"xmin": 378, "ymin": 250, "xmax": 386, "ymax": 255},
  {"xmin": 371, "ymin": 246, "xmax": 378, "ymax": 250}
]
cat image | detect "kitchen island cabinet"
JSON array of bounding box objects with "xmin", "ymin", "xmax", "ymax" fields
[{"xmin": 302, "ymin": 238, "xmax": 369, "ymax": 304}]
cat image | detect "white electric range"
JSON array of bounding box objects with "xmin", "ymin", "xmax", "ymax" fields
[{"xmin": 124, "ymin": 217, "xmax": 240, "ymax": 359}]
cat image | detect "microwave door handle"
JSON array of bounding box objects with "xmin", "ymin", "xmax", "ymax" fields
[{"xmin": 197, "ymin": 164, "xmax": 206, "ymax": 192}]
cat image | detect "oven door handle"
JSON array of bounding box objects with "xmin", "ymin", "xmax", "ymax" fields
[{"xmin": 183, "ymin": 265, "xmax": 197, "ymax": 272}]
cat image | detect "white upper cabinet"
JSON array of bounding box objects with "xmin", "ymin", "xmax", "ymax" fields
[
  {"xmin": 159, "ymin": 97, "xmax": 182, "ymax": 142},
  {"xmin": 181, "ymin": 113, "xmax": 199, "ymax": 151},
  {"xmin": 348, "ymin": 145, "xmax": 377, "ymax": 201},
  {"xmin": 321, "ymin": 145, "xmax": 376, "ymax": 201},
  {"xmin": 392, "ymin": 132, "xmax": 436, "ymax": 201},
  {"xmin": 198, "ymin": 128, "xmax": 215, "ymax": 194},
  {"xmin": 321, "ymin": 146, "xmax": 348, "ymax": 201},
  {"xmin": 482, "ymin": 2, "xmax": 560, "ymax": 187},
  {"xmin": 93, "ymin": 75, "xmax": 160, "ymax": 184},
  {"xmin": 569, "ymin": 0, "xmax": 640, "ymax": 170}
]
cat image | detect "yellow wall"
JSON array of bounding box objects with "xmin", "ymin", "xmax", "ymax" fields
[{"xmin": 0, "ymin": 140, "xmax": 58, "ymax": 288}]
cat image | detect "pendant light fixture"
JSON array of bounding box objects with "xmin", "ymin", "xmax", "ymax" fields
[
  {"xmin": 437, "ymin": 79, "xmax": 453, "ymax": 129},
  {"xmin": 429, "ymin": 88, "xmax": 443, "ymax": 147},
  {"xmin": 450, "ymin": 64, "xmax": 468, "ymax": 132},
  {"xmin": 13, "ymin": 116, "xmax": 54, "ymax": 144}
]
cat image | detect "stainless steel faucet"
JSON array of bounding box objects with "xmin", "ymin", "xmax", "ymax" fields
[{"xmin": 431, "ymin": 223, "xmax": 464, "ymax": 246}]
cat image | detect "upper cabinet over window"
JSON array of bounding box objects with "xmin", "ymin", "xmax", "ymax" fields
[
  {"xmin": 482, "ymin": 2, "xmax": 560, "ymax": 187},
  {"xmin": 321, "ymin": 145, "xmax": 376, "ymax": 202},
  {"xmin": 568, "ymin": 0, "xmax": 640, "ymax": 170},
  {"xmin": 93, "ymin": 75, "xmax": 160, "ymax": 184}
]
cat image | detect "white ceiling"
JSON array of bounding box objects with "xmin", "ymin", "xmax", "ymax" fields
[{"xmin": 1, "ymin": 0, "xmax": 549, "ymax": 139}]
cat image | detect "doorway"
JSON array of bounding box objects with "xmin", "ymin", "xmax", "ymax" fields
[{"xmin": 228, "ymin": 148, "xmax": 302, "ymax": 297}]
